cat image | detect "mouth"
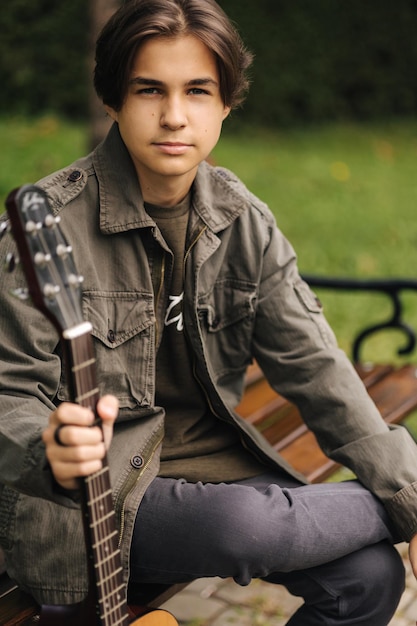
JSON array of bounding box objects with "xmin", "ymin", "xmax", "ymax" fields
[{"xmin": 153, "ymin": 142, "xmax": 192, "ymax": 155}]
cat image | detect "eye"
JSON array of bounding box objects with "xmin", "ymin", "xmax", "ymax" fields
[
  {"xmin": 137, "ymin": 87, "xmax": 161, "ymax": 95},
  {"xmin": 188, "ymin": 87, "xmax": 210, "ymax": 96}
]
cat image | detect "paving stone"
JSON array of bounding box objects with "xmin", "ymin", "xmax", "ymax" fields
[
  {"xmin": 214, "ymin": 578, "xmax": 302, "ymax": 616},
  {"xmin": 185, "ymin": 577, "xmax": 226, "ymax": 598},
  {"xmin": 158, "ymin": 544, "xmax": 417, "ymax": 626},
  {"xmin": 210, "ymin": 606, "xmax": 287, "ymax": 626},
  {"xmin": 160, "ymin": 590, "xmax": 226, "ymax": 623},
  {"xmin": 388, "ymin": 617, "xmax": 412, "ymax": 626},
  {"xmin": 402, "ymin": 595, "xmax": 417, "ymax": 623}
]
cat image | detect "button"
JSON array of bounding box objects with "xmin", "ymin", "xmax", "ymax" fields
[
  {"xmin": 107, "ymin": 329, "xmax": 116, "ymax": 343},
  {"xmin": 67, "ymin": 170, "xmax": 82, "ymax": 182},
  {"xmin": 131, "ymin": 455, "xmax": 144, "ymax": 469}
]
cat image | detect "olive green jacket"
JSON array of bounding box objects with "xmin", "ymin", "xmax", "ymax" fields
[{"xmin": 1, "ymin": 124, "xmax": 417, "ymax": 604}]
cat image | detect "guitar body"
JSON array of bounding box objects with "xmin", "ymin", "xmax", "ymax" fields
[
  {"xmin": 130, "ymin": 610, "xmax": 179, "ymax": 625},
  {"xmin": 5, "ymin": 185, "xmax": 179, "ymax": 626}
]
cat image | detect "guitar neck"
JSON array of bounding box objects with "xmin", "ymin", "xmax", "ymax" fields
[
  {"xmin": 65, "ymin": 328, "xmax": 130, "ymax": 626},
  {"xmin": 5, "ymin": 184, "xmax": 179, "ymax": 626}
]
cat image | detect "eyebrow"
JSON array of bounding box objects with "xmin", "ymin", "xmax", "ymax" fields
[{"xmin": 129, "ymin": 76, "xmax": 219, "ymax": 88}]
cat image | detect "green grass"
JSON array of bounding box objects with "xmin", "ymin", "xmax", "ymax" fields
[
  {"xmin": 2, "ymin": 114, "xmax": 417, "ymax": 364},
  {"xmin": 214, "ymin": 120, "xmax": 417, "ymax": 363},
  {"xmin": 0, "ymin": 115, "xmax": 86, "ymax": 208}
]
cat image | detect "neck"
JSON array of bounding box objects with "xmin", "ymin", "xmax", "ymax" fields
[{"xmin": 138, "ymin": 170, "xmax": 196, "ymax": 208}]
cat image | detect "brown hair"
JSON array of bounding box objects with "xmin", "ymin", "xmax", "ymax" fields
[{"xmin": 94, "ymin": 0, "xmax": 253, "ymax": 111}]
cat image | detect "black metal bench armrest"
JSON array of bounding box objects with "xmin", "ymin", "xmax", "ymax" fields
[{"xmin": 302, "ymin": 274, "xmax": 417, "ymax": 363}]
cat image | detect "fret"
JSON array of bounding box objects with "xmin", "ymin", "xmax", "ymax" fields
[
  {"xmin": 94, "ymin": 548, "xmax": 120, "ymax": 569},
  {"xmin": 86, "ymin": 466, "xmax": 108, "ymax": 482},
  {"xmin": 72, "ymin": 357, "xmax": 96, "ymax": 372},
  {"xmin": 89, "ymin": 510, "xmax": 115, "ymax": 529},
  {"xmin": 96, "ymin": 565, "xmax": 124, "ymax": 589},
  {"xmin": 97, "ymin": 582, "xmax": 125, "ymax": 609},
  {"xmin": 100, "ymin": 591, "xmax": 127, "ymax": 620},
  {"xmin": 76, "ymin": 387, "xmax": 100, "ymax": 404},
  {"xmin": 92, "ymin": 529, "xmax": 118, "ymax": 549},
  {"xmin": 92, "ymin": 534, "xmax": 119, "ymax": 558},
  {"xmin": 88, "ymin": 488, "xmax": 113, "ymax": 505}
]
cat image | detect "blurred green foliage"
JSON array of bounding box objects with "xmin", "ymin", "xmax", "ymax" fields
[
  {"xmin": 222, "ymin": 0, "xmax": 417, "ymax": 126},
  {"xmin": 0, "ymin": 0, "xmax": 88, "ymax": 118},
  {"xmin": 1, "ymin": 1, "xmax": 417, "ymax": 125}
]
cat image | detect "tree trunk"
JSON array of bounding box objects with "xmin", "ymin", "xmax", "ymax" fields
[{"xmin": 88, "ymin": 0, "xmax": 120, "ymax": 149}]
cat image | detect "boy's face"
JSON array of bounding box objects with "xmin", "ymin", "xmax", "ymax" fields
[{"xmin": 106, "ymin": 34, "xmax": 230, "ymax": 206}]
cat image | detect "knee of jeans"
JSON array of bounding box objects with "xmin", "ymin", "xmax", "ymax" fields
[
  {"xmin": 340, "ymin": 542, "xmax": 405, "ymax": 620},
  {"xmin": 211, "ymin": 492, "xmax": 288, "ymax": 584}
]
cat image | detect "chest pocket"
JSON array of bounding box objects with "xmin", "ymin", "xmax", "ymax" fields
[
  {"xmin": 57, "ymin": 291, "xmax": 155, "ymax": 409},
  {"xmin": 197, "ymin": 278, "xmax": 257, "ymax": 377}
]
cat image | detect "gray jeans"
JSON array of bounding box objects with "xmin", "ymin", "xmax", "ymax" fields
[{"xmin": 130, "ymin": 472, "xmax": 405, "ymax": 625}]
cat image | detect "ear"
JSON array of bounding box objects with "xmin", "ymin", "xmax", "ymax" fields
[
  {"xmin": 104, "ymin": 105, "xmax": 118, "ymax": 122},
  {"xmin": 222, "ymin": 106, "xmax": 231, "ymax": 121}
]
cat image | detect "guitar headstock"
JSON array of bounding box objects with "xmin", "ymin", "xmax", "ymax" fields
[{"xmin": 5, "ymin": 184, "xmax": 85, "ymax": 335}]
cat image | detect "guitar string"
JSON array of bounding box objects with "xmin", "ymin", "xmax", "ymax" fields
[
  {"xmin": 73, "ymin": 338, "xmax": 129, "ymax": 626},
  {"xmin": 87, "ymin": 463, "xmax": 127, "ymax": 624},
  {"xmin": 34, "ymin": 209, "xmax": 130, "ymax": 625},
  {"xmin": 39, "ymin": 221, "xmax": 127, "ymax": 626}
]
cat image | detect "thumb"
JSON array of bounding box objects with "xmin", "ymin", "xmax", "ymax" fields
[{"xmin": 96, "ymin": 394, "xmax": 119, "ymax": 449}]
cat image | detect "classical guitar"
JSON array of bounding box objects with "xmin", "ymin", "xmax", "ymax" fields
[{"xmin": 5, "ymin": 184, "xmax": 178, "ymax": 626}]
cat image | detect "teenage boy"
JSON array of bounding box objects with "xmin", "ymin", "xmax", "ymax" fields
[{"xmin": 1, "ymin": 1, "xmax": 417, "ymax": 624}]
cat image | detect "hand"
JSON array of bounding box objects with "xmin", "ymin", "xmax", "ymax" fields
[{"xmin": 42, "ymin": 395, "xmax": 119, "ymax": 491}]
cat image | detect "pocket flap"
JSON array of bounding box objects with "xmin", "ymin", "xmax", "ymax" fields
[{"xmin": 82, "ymin": 291, "xmax": 154, "ymax": 348}]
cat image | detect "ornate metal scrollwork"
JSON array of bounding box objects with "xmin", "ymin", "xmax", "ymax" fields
[{"xmin": 302, "ymin": 275, "xmax": 417, "ymax": 363}]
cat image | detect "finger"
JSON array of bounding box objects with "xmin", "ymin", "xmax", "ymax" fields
[
  {"xmin": 96, "ymin": 395, "xmax": 118, "ymax": 449},
  {"xmin": 96, "ymin": 395, "xmax": 119, "ymax": 424},
  {"xmin": 53, "ymin": 423, "xmax": 66, "ymax": 447},
  {"xmin": 50, "ymin": 402, "xmax": 95, "ymax": 429},
  {"xmin": 48, "ymin": 439, "xmax": 107, "ymax": 464},
  {"xmin": 52, "ymin": 458, "xmax": 105, "ymax": 490},
  {"xmin": 44, "ymin": 423, "xmax": 105, "ymax": 450}
]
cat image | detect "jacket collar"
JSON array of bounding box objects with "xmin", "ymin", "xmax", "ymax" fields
[{"xmin": 93, "ymin": 123, "xmax": 251, "ymax": 235}]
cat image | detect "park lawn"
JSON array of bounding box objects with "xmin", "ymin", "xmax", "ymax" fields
[
  {"xmin": 214, "ymin": 120, "xmax": 417, "ymax": 363},
  {"xmin": 1, "ymin": 114, "xmax": 417, "ymax": 363},
  {"xmin": 0, "ymin": 115, "xmax": 85, "ymax": 208}
]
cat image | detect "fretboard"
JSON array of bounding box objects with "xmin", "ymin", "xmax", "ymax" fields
[{"xmin": 67, "ymin": 331, "xmax": 130, "ymax": 626}]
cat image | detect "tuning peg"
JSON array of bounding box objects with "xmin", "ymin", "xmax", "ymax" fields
[
  {"xmin": 44, "ymin": 214, "xmax": 61, "ymax": 228},
  {"xmin": 25, "ymin": 220, "xmax": 42, "ymax": 235},
  {"xmin": 34, "ymin": 252, "xmax": 51, "ymax": 267},
  {"xmin": 43, "ymin": 284, "xmax": 60, "ymax": 298},
  {"xmin": 5, "ymin": 252, "xmax": 19, "ymax": 273},
  {"xmin": 0, "ymin": 220, "xmax": 10, "ymax": 241},
  {"xmin": 67, "ymin": 274, "xmax": 84, "ymax": 288},
  {"xmin": 56, "ymin": 244, "xmax": 73, "ymax": 258},
  {"xmin": 10, "ymin": 287, "xmax": 30, "ymax": 301}
]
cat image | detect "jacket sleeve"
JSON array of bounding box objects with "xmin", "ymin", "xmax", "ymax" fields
[
  {"xmin": 0, "ymin": 229, "xmax": 78, "ymax": 507},
  {"xmin": 252, "ymin": 216, "xmax": 417, "ymax": 541}
]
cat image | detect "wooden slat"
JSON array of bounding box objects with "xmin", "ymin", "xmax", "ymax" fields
[
  {"xmin": 0, "ymin": 582, "xmax": 39, "ymax": 625},
  {"xmin": 279, "ymin": 430, "xmax": 337, "ymax": 483},
  {"xmin": 236, "ymin": 362, "xmax": 417, "ymax": 484},
  {"xmin": 366, "ymin": 365, "xmax": 417, "ymax": 423}
]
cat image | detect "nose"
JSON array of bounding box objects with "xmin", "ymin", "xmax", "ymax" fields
[{"xmin": 160, "ymin": 95, "xmax": 187, "ymax": 130}]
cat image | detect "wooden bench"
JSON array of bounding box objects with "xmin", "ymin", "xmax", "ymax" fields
[{"xmin": 2, "ymin": 274, "xmax": 417, "ymax": 623}]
